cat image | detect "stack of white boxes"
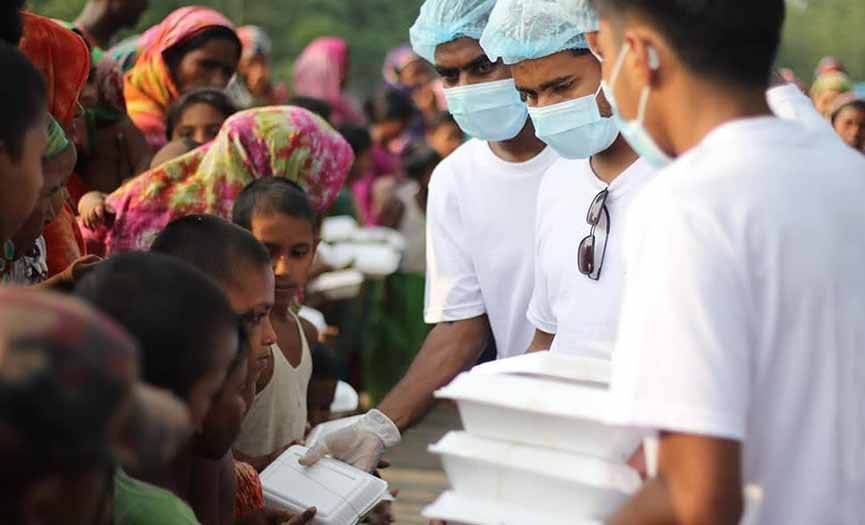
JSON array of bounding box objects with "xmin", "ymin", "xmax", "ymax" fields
[{"xmin": 422, "ymin": 352, "xmax": 643, "ymax": 525}]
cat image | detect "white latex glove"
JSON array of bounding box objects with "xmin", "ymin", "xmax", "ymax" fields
[{"xmin": 299, "ymin": 409, "xmax": 401, "ymax": 472}]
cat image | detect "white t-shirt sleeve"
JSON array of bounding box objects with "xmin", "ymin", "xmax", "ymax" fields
[
  {"xmin": 527, "ymin": 186, "xmax": 557, "ymax": 335},
  {"xmin": 766, "ymin": 83, "xmax": 835, "ymax": 136},
  {"xmin": 423, "ymin": 164, "xmax": 486, "ymax": 324},
  {"xmin": 607, "ymin": 184, "xmax": 751, "ymax": 441}
]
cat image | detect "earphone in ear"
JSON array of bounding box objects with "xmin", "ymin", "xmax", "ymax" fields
[{"xmin": 647, "ymin": 46, "xmax": 660, "ymax": 71}]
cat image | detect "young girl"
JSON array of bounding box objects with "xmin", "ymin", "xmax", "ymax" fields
[
  {"xmin": 232, "ymin": 177, "xmax": 320, "ymax": 460},
  {"xmin": 165, "ymin": 87, "xmax": 237, "ymax": 146}
]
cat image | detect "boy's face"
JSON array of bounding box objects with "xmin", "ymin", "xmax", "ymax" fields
[
  {"xmin": 250, "ymin": 212, "xmax": 318, "ymax": 306},
  {"xmin": 427, "ymin": 121, "xmax": 463, "ymax": 158},
  {"xmin": 834, "ymin": 104, "xmax": 865, "ymax": 151},
  {"xmin": 193, "ymin": 355, "xmax": 249, "ymax": 459},
  {"xmin": 434, "ymin": 37, "xmax": 512, "ymax": 89},
  {"xmin": 224, "ymin": 261, "xmax": 277, "ymax": 395},
  {"xmin": 307, "ymin": 378, "xmax": 337, "ymax": 428},
  {"xmin": 513, "ymin": 49, "xmax": 610, "ymax": 113},
  {"xmin": 0, "ymin": 118, "xmax": 47, "ymax": 241}
]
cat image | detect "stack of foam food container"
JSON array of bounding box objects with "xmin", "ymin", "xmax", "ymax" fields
[{"xmin": 422, "ymin": 352, "xmax": 644, "ymax": 525}]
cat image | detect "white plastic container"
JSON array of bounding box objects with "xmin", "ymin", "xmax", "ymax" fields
[
  {"xmin": 317, "ymin": 242, "xmax": 356, "ymax": 269},
  {"xmin": 435, "ymin": 353, "xmax": 642, "ymax": 461},
  {"xmin": 261, "ymin": 445, "xmax": 388, "ymax": 525},
  {"xmin": 352, "ymin": 226, "xmax": 406, "ymax": 252},
  {"xmin": 321, "ymin": 216, "xmax": 358, "ymax": 243},
  {"xmin": 423, "ymin": 491, "xmax": 605, "ymax": 525},
  {"xmin": 350, "ymin": 244, "xmax": 401, "ymax": 278},
  {"xmin": 430, "ymin": 432, "xmax": 640, "ymax": 521},
  {"xmin": 307, "ymin": 270, "xmax": 364, "ymax": 301},
  {"xmin": 330, "ymin": 380, "xmax": 359, "ymax": 414}
]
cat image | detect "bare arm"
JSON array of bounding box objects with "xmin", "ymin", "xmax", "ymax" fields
[
  {"xmin": 377, "ymin": 315, "xmax": 491, "ymax": 430},
  {"xmin": 527, "ymin": 329, "xmax": 554, "ymax": 353},
  {"xmin": 609, "ymin": 433, "xmax": 743, "ymax": 525}
]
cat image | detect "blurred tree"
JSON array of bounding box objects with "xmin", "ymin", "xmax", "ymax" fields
[{"xmin": 27, "ymin": 0, "xmax": 864, "ymax": 99}]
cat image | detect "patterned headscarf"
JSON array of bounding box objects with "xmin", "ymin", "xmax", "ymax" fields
[
  {"xmin": 19, "ymin": 12, "xmax": 90, "ymax": 128},
  {"xmin": 87, "ymin": 106, "xmax": 353, "ymax": 255},
  {"xmin": 124, "ymin": 6, "xmax": 236, "ymax": 150},
  {"xmin": 382, "ymin": 44, "xmax": 422, "ymax": 90},
  {"xmin": 237, "ymin": 25, "xmax": 272, "ymax": 61},
  {"xmin": 293, "ymin": 37, "xmax": 364, "ymax": 126}
]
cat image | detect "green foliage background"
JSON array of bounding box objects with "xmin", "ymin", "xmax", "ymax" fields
[{"xmin": 28, "ymin": 0, "xmax": 865, "ymax": 100}]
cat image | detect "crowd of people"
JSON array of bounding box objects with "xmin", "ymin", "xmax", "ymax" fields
[{"xmin": 0, "ymin": 0, "xmax": 863, "ymax": 524}]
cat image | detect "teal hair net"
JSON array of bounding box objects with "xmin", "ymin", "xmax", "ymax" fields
[
  {"xmin": 480, "ymin": 0, "xmax": 599, "ymax": 65},
  {"xmin": 409, "ymin": 0, "xmax": 497, "ymax": 65}
]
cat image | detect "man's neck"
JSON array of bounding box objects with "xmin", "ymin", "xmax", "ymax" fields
[
  {"xmin": 591, "ymin": 134, "xmax": 640, "ymax": 185},
  {"xmin": 74, "ymin": 3, "xmax": 116, "ymax": 49},
  {"xmin": 488, "ymin": 121, "xmax": 547, "ymax": 163},
  {"xmin": 664, "ymin": 79, "xmax": 772, "ymax": 157}
]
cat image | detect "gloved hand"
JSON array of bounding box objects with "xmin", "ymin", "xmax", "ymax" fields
[{"xmin": 299, "ymin": 410, "xmax": 401, "ymax": 472}]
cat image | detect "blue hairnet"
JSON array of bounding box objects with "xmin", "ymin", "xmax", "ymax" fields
[
  {"xmin": 409, "ymin": 0, "xmax": 497, "ymax": 64},
  {"xmin": 480, "ymin": 0, "xmax": 599, "ymax": 65}
]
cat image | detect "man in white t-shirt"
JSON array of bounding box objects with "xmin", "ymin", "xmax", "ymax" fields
[
  {"xmin": 301, "ymin": 0, "xmax": 558, "ymax": 472},
  {"xmin": 592, "ymin": 0, "xmax": 865, "ymax": 523},
  {"xmin": 480, "ymin": 0, "xmax": 654, "ymax": 359}
]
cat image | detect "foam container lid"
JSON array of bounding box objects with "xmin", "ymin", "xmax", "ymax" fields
[
  {"xmin": 261, "ymin": 445, "xmax": 388, "ymax": 525},
  {"xmin": 423, "ymin": 491, "xmax": 604, "ymax": 525},
  {"xmin": 472, "ymin": 352, "xmax": 611, "ymax": 384},
  {"xmin": 350, "ymin": 244, "xmax": 401, "ymax": 277},
  {"xmin": 321, "ymin": 216, "xmax": 358, "ymax": 243},
  {"xmin": 307, "ymin": 270, "xmax": 364, "ymax": 298},
  {"xmin": 430, "ymin": 432, "xmax": 641, "ymax": 494}
]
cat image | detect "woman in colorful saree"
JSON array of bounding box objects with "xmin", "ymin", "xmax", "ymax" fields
[
  {"xmin": 292, "ymin": 36, "xmax": 364, "ymax": 126},
  {"xmin": 122, "ymin": 6, "xmax": 240, "ymax": 150},
  {"xmin": 84, "ymin": 106, "xmax": 354, "ymax": 256}
]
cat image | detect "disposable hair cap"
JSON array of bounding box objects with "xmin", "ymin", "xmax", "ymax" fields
[
  {"xmin": 480, "ymin": 0, "xmax": 599, "ymax": 65},
  {"xmin": 409, "ymin": 0, "xmax": 497, "ymax": 64}
]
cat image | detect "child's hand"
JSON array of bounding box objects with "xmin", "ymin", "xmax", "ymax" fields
[{"xmin": 78, "ymin": 191, "xmax": 113, "ymax": 230}]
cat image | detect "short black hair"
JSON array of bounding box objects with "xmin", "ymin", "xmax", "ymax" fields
[
  {"xmin": 150, "ymin": 214, "xmax": 271, "ymax": 290},
  {"xmin": 289, "ymin": 96, "xmax": 333, "ymax": 123},
  {"xmin": 338, "ymin": 124, "xmax": 373, "ymax": 157},
  {"xmin": 402, "ymin": 142, "xmax": 441, "ymax": 181},
  {"xmin": 164, "ymin": 26, "xmax": 241, "ymax": 78},
  {"xmin": 74, "ymin": 252, "xmax": 239, "ymax": 399},
  {"xmin": 232, "ymin": 178, "xmax": 316, "ymax": 231},
  {"xmin": 310, "ymin": 343, "xmax": 339, "ymax": 381},
  {"xmin": 364, "ymin": 88, "xmax": 415, "ymax": 124},
  {"xmin": 165, "ymin": 88, "xmax": 237, "ymax": 140},
  {"xmin": 0, "ymin": 43, "xmax": 47, "ymax": 160},
  {"xmin": 594, "ymin": 0, "xmax": 785, "ymax": 88},
  {"xmin": 0, "ymin": 0, "xmax": 25, "ymax": 45}
]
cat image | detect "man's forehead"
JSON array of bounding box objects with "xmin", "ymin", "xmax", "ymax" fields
[{"xmin": 434, "ymin": 37, "xmax": 487, "ymax": 69}]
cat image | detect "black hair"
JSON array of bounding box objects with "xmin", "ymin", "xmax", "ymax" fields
[
  {"xmin": 0, "ymin": 0, "xmax": 25, "ymax": 45},
  {"xmin": 310, "ymin": 343, "xmax": 339, "ymax": 381},
  {"xmin": 150, "ymin": 214, "xmax": 271, "ymax": 290},
  {"xmin": 364, "ymin": 88, "xmax": 414, "ymax": 124},
  {"xmin": 165, "ymin": 88, "xmax": 237, "ymax": 140},
  {"xmin": 289, "ymin": 96, "xmax": 333, "ymax": 123},
  {"xmin": 402, "ymin": 143, "xmax": 442, "ymax": 181},
  {"xmin": 337, "ymin": 124, "xmax": 373, "ymax": 156},
  {"xmin": 232, "ymin": 178, "xmax": 316, "ymax": 231},
  {"xmin": 163, "ymin": 26, "xmax": 241, "ymax": 76},
  {"xmin": 594, "ymin": 0, "xmax": 785, "ymax": 88},
  {"xmin": 0, "ymin": 43, "xmax": 47, "ymax": 160},
  {"xmin": 426, "ymin": 111, "xmax": 459, "ymax": 133},
  {"xmin": 74, "ymin": 252, "xmax": 239, "ymax": 399}
]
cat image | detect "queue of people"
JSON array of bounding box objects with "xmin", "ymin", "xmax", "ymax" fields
[{"xmin": 0, "ymin": 0, "xmax": 863, "ymax": 524}]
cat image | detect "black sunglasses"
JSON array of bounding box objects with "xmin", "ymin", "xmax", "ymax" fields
[{"xmin": 578, "ymin": 188, "xmax": 610, "ymax": 281}]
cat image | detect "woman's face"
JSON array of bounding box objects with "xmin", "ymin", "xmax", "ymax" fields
[
  {"xmin": 174, "ymin": 38, "xmax": 240, "ymax": 94},
  {"xmin": 172, "ymin": 102, "xmax": 227, "ymax": 144},
  {"xmin": 0, "ymin": 119, "xmax": 47, "ymax": 241}
]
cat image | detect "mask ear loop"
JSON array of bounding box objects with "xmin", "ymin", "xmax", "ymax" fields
[{"xmin": 635, "ymin": 46, "xmax": 661, "ymax": 124}]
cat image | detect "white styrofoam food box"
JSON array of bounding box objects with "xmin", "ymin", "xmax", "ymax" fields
[
  {"xmin": 260, "ymin": 445, "xmax": 388, "ymax": 525},
  {"xmin": 321, "ymin": 216, "xmax": 358, "ymax": 243},
  {"xmin": 307, "ymin": 270, "xmax": 364, "ymax": 301},
  {"xmin": 423, "ymin": 490, "xmax": 606, "ymax": 525},
  {"xmin": 430, "ymin": 432, "xmax": 640, "ymax": 521},
  {"xmin": 436, "ymin": 353, "xmax": 643, "ymax": 461}
]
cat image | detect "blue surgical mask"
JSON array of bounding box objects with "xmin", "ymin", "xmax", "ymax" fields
[
  {"xmin": 600, "ymin": 45, "xmax": 672, "ymax": 169},
  {"xmin": 444, "ymin": 78, "xmax": 529, "ymax": 142},
  {"xmin": 527, "ymin": 84, "xmax": 619, "ymax": 159}
]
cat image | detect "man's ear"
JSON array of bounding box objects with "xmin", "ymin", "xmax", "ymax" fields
[{"xmin": 585, "ymin": 31, "xmax": 601, "ymax": 59}]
